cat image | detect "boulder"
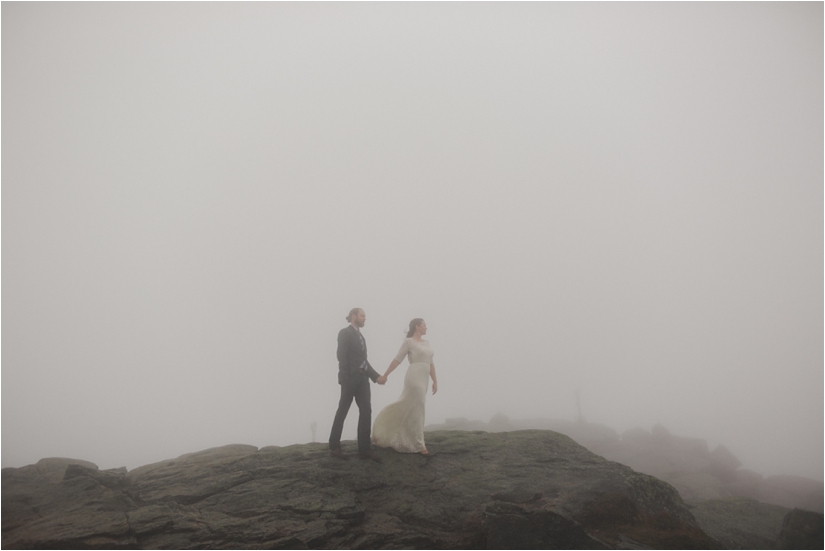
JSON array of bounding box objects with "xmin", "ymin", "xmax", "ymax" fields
[
  {"xmin": 724, "ymin": 469, "xmax": 764, "ymax": 502},
  {"xmin": 489, "ymin": 412, "xmax": 512, "ymax": 429},
  {"xmin": 708, "ymin": 445, "xmax": 742, "ymax": 475},
  {"xmin": 2, "ymin": 457, "xmax": 105, "ymax": 536},
  {"xmin": 688, "ymin": 497, "xmax": 789, "ymax": 549},
  {"xmin": 776, "ymin": 508, "xmax": 824, "ymax": 550},
  {"xmin": 1, "ymin": 431, "xmax": 716, "ymax": 549}
]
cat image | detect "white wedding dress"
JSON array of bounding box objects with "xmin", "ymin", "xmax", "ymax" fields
[{"xmin": 371, "ymin": 338, "xmax": 434, "ymax": 453}]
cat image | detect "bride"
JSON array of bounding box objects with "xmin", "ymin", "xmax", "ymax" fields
[{"xmin": 371, "ymin": 318, "xmax": 438, "ymax": 455}]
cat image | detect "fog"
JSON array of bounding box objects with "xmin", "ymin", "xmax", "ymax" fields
[{"xmin": 3, "ymin": 3, "xmax": 822, "ymax": 482}]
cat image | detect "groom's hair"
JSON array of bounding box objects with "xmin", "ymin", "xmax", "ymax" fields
[{"xmin": 346, "ymin": 308, "xmax": 363, "ymax": 322}]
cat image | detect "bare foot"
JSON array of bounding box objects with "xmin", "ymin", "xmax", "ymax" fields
[{"xmin": 420, "ymin": 449, "xmax": 429, "ymax": 455}]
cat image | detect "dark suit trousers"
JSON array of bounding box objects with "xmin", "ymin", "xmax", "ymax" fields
[{"xmin": 329, "ymin": 371, "xmax": 372, "ymax": 452}]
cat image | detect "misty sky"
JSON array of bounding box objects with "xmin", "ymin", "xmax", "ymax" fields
[{"xmin": 3, "ymin": 2, "xmax": 822, "ymax": 482}]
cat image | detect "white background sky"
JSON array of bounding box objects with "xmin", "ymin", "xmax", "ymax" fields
[{"xmin": 3, "ymin": 2, "xmax": 822, "ymax": 481}]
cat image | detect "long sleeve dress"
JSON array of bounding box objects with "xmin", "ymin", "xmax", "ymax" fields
[{"xmin": 371, "ymin": 338, "xmax": 434, "ymax": 453}]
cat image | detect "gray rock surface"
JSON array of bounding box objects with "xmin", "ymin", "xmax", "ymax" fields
[
  {"xmin": 427, "ymin": 417, "xmax": 824, "ymax": 513},
  {"xmin": 776, "ymin": 508, "xmax": 825, "ymax": 550},
  {"xmin": 688, "ymin": 497, "xmax": 790, "ymax": 549},
  {"xmin": 2, "ymin": 430, "xmax": 716, "ymax": 549}
]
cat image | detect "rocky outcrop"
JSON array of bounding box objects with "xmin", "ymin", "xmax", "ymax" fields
[
  {"xmin": 688, "ymin": 498, "xmax": 825, "ymax": 550},
  {"xmin": 776, "ymin": 508, "xmax": 825, "ymax": 550},
  {"xmin": 688, "ymin": 497, "xmax": 790, "ymax": 549},
  {"xmin": 600, "ymin": 429, "xmax": 822, "ymax": 514},
  {"xmin": 2, "ymin": 430, "xmax": 716, "ymax": 549},
  {"xmin": 427, "ymin": 418, "xmax": 824, "ymax": 513}
]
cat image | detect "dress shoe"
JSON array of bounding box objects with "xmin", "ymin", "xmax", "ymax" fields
[
  {"xmin": 358, "ymin": 450, "xmax": 382, "ymax": 463},
  {"xmin": 330, "ymin": 448, "xmax": 349, "ymax": 460}
]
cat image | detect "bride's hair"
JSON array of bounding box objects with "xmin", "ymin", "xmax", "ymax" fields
[{"xmin": 406, "ymin": 318, "xmax": 424, "ymax": 338}]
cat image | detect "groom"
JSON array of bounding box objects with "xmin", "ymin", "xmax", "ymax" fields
[{"xmin": 329, "ymin": 308, "xmax": 385, "ymax": 462}]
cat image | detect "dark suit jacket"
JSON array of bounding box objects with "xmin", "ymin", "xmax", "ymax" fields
[{"xmin": 337, "ymin": 325, "xmax": 380, "ymax": 384}]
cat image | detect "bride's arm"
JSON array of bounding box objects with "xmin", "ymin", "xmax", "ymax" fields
[
  {"xmin": 383, "ymin": 339, "xmax": 410, "ymax": 381},
  {"xmin": 383, "ymin": 360, "xmax": 401, "ymax": 379},
  {"xmin": 430, "ymin": 363, "xmax": 438, "ymax": 394}
]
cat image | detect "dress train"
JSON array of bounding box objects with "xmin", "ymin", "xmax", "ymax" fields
[{"xmin": 371, "ymin": 362, "xmax": 430, "ymax": 453}]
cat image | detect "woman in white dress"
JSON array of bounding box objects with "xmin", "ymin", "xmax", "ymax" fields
[{"xmin": 371, "ymin": 319, "xmax": 438, "ymax": 455}]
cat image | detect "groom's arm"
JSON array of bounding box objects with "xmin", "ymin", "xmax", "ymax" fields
[
  {"xmin": 336, "ymin": 329, "xmax": 351, "ymax": 382},
  {"xmin": 365, "ymin": 361, "xmax": 381, "ymax": 383}
]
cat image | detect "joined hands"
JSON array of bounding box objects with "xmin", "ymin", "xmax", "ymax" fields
[{"xmin": 376, "ymin": 375, "xmax": 388, "ymax": 385}]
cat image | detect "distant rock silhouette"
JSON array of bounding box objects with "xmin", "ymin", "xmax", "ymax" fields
[
  {"xmin": 2, "ymin": 431, "xmax": 717, "ymax": 549},
  {"xmin": 708, "ymin": 445, "xmax": 743, "ymax": 478}
]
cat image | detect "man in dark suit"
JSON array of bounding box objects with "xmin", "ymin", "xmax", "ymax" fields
[{"xmin": 329, "ymin": 308, "xmax": 385, "ymax": 462}]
